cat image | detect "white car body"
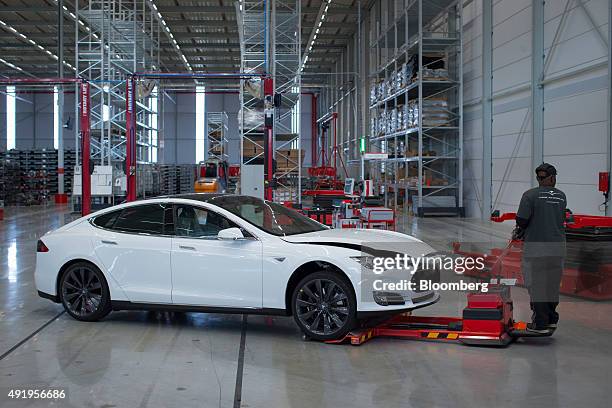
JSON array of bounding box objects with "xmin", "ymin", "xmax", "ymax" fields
[{"xmin": 35, "ymin": 194, "xmax": 439, "ymax": 320}]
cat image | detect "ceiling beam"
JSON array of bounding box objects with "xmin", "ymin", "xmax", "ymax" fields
[
  {"xmin": 167, "ymin": 32, "xmax": 351, "ymax": 41},
  {"xmin": 0, "ymin": 32, "xmax": 75, "ymax": 39},
  {"xmin": 0, "ymin": 19, "xmax": 73, "ymax": 26},
  {"xmin": 164, "ymin": 20, "xmax": 351, "ymax": 29},
  {"xmin": 165, "ymin": 20, "xmax": 235, "ymax": 27},
  {"xmin": 157, "ymin": 6, "xmax": 235, "ymax": 13},
  {"xmin": 171, "ymin": 32, "xmax": 239, "ymax": 40},
  {"xmin": 161, "ymin": 51, "xmax": 241, "ymax": 57},
  {"xmin": 0, "ymin": 7, "xmax": 56, "ymax": 12},
  {"xmin": 161, "ymin": 43, "xmax": 241, "ymax": 50},
  {"xmin": 157, "ymin": 6, "xmax": 356, "ymax": 14}
]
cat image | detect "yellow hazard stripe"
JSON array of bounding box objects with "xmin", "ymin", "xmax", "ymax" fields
[{"xmin": 421, "ymin": 332, "xmax": 460, "ymax": 340}]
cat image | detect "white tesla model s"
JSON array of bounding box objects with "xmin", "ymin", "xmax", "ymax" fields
[{"xmin": 36, "ymin": 194, "xmax": 439, "ymax": 340}]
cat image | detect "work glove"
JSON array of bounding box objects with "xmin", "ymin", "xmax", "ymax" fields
[{"xmin": 511, "ymin": 225, "xmax": 525, "ymax": 241}]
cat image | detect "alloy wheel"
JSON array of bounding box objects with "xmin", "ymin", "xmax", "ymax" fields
[
  {"xmin": 62, "ymin": 267, "xmax": 103, "ymax": 317},
  {"xmin": 296, "ymin": 278, "xmax": 350, "ymax": 336}
]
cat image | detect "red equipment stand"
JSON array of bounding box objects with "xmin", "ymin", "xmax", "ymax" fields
[
  {"xmin": 323, "ymin": 286, "xmax": 546, "ymax": 347},
  {"xmin": 80, "ymin": 82, "xmax": 92, "ymax": 216},
  {"xmin": 125, "ymin": 78, "xmax": 137, "ymax": 202},
  {"xmin": 263, "ymin": 77, "xmax": 274, "ymax": 201}
]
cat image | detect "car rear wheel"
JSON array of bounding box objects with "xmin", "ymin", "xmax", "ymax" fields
[
  {"xmin": 60, "ymin": 262, "xmax": 111, "ymax": 322},
  {"xmin": 292, "ymin": 271, "xmax": 357, "ymax": 341}
]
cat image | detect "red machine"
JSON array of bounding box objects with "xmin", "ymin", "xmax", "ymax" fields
[
  {"xmin": 319, "ymin": 236, "xmax": 553, "ymax": 347},
  {"xmin": 455, "ymin": 212, "xmax": 612, "ymax": 300},
  {"xmin": 324, "ymin": 285, "xmax": 544, "ymax": 347}
]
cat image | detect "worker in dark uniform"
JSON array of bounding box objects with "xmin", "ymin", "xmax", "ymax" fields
[{"xmin": 514, "ymin": 163, "xmax": 567, "ymax": 334}]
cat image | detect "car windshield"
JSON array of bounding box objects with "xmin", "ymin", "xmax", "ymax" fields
[{"xmin": 208, "ymin": 195, "xmax": 327, "ymax": 236}]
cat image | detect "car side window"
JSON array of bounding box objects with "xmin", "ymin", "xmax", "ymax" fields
[
  {"xmin": 174, "ymin": 205, "xmax": 239, "ymax": 238},
  {"xmin": 112, "ymin": 204, "xmax": 166, "ymax": 235},
  {"xmin": 92, "ymin": 210, "xmax": 122, "ymax": 229}
]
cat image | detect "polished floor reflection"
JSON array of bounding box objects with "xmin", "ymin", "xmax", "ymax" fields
[{"xmin": 0, "ymin": 205, "xmax": 611, "ymax": 408}]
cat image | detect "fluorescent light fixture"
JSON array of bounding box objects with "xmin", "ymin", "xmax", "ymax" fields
[
  {"xmin": 6, "ymin": 86, "xmax": 15, "ymax": 150},
  {"xmin": 0, "ymin": 18, "xmax": 75, "ymax": 71}
]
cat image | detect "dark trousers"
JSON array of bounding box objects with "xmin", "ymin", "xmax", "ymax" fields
[{"xmin": 523, "ymin": 256, "xmax": 563, "ymax": 327}]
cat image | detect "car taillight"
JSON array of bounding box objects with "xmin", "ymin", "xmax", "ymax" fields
[{"xmin": 37, "ymin": 240, "xmax": 49, "ymax": 253}]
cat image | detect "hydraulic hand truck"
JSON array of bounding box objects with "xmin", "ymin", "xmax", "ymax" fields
[{"xmin": 323, "ymin": 240, "xmax": 552, "ymax": 347}]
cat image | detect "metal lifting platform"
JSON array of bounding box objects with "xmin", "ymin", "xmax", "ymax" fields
[{"xmin": 321, "ymin": 285, "xmax": 550, "ymax": 347}]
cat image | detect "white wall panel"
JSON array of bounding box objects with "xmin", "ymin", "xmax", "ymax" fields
[
  {"xmin": 492, "ymin": 106, "xmax": 530, "ymax": 136},
  {"xmin": 491, "ymin": 132, "xmax": 531, "ymax": 159},
  {"xmin": 543, "ymin": 88, "xmax": 607, "ymax": 129},
  {"xmin": 545, "ymin": 153, "xmax": 606, "ymax": 185},
  {"xmin": 492, "ymin": 4, "xmax": 532, "ymax": 48},
  {"xmin": 492, "ymin": 0, "xmax": 531, "ymax": 27},
  {"xmin": 492, "ymin": 32, "xmax": 531, "ymax": 70},
  {"xmin": 543, "ymin": 121, "xmax": 606, "ymax": 156},
  {"xmin": 492, "ymin": 58, "xmax": 532, "ymax": 93}
]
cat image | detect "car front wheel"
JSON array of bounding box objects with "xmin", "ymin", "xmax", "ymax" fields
[
  {"xmin": 292, "ymin": 271, "xmax": 357, "ymax": 341},
  {"xmin": 60, "ymin": 262, "xmax": 111, "ymax": 322}
]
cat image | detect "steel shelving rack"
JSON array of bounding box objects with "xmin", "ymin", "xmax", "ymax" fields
[
  {"xmin": 206, "ymin": 112, "xmax": 229, "ymax": 162},
  {"xmin": 367, "ymin": 0, "xmax": 463, "ymax": 216},
  {"xmin": 76, "ymin": 0, "xmax": 161, "ymax": 167},
  {"xmin": 237, "ymin": 0, "xmax": 301, "ymax": 203}
]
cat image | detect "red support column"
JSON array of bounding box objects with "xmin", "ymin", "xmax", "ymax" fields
[
  {"xmin": 321, "ymin": 127, "xmax": 326, "ymax": 167},
  {"xmin": 80, "ymin": 82, "xmax": 91, "ymax": 216},
  {"xmin": 332, "ymin": 112, "xmax": 338, "ymax": 173},
  {"xmin": 125, "ymin": 77, "xmax": 137, "ymax": 202},
  {"xmin": 263, "ymin": 77, "xmax": 274, "ymax": 201}
]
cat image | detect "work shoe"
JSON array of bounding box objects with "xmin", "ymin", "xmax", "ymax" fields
[{"xmin": 526, "ymin": 323, "xmax": 551, "ymax": 334}]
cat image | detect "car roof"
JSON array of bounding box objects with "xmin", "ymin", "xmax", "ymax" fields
[
  {"xmin": 160, "ymin": 193, "xmax": 228, "ymax": 202},
  {"xmin": 156, "ymin": 193, "xmax": 266, "ymax": 204}
]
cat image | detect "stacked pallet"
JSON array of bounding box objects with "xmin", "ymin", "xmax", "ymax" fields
[
  {"xmin": 0, "ymin": 149, "xmax": 78, "ymax": 205},
  {"xmin": 276, "ymin": 149, "xmax": 305, "ymax": 173},
  {"xmin": 243, "ymin": 136, "xmax": 265, "ymax": 165}
]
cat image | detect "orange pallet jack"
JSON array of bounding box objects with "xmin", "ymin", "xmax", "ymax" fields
[{"xmin": 322, "ymin": 241, "xmax": 551, "ymax": 347}]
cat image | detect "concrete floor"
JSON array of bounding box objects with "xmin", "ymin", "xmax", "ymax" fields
[{"xmin": 1, "ymin": 205, "xmax": 611, "ymax": 408}]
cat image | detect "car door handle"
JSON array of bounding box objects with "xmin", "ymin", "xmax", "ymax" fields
[
  {"xmin": 101, "ymin": 240, "xmax": 118, "ymax": 245},
  {"xmin": 179, "ymin": 245, "xmax": 196, "ymax": 251}
]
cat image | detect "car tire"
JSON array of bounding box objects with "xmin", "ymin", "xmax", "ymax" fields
[
  {"xmin": 60, "ymin": 262, "xmax": 111, "ymax": 322},
  {"xmin": 292, "ymin": 271, "xmax": 357, "ymax": 341}
]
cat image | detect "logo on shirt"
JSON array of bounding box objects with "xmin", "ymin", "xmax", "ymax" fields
[{"xmin": 538, "ymin": 190, "xmax": 565, "ymax": 204}]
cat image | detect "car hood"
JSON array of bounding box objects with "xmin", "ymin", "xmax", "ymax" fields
[{"xmin": 281, "ymin": 228, "xmax": 434, "ymax": 255}]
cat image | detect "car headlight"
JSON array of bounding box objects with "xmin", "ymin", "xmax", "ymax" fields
[{"xmin": 350, "ymin": 256, "xmax": 376, "ymax": 270}]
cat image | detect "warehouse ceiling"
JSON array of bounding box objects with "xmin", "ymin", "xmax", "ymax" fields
[{"xmin": 0, "ymin": 0, "xmax": 360, "ymax": 85}]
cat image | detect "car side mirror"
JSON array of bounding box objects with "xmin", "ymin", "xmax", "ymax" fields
[{"xmin": 218, "ymin": 227, "xmax": 245, "ymax": 240}]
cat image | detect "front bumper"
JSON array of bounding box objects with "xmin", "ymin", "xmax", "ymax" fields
[{"xmin": 357, "ymin": 291, "xmax": 440, "ymax": 319}]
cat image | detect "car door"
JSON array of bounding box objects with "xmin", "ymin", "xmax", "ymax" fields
[
  {"xmin": 92, "ymin": 202, "xmax": 174, "ymax": 304},
  {"xmin": 170, "ymin": 203, "xmax": 263, "ymax": 308}
]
